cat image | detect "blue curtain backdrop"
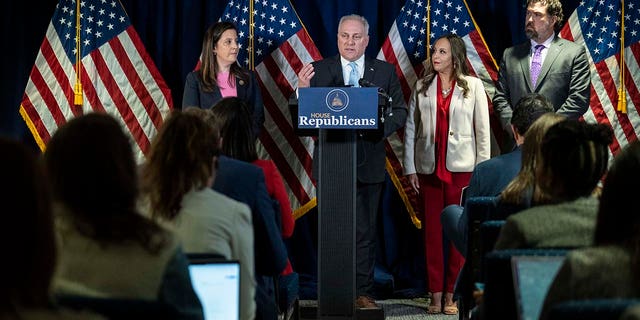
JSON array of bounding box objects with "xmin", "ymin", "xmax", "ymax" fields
[{"xmin": 2, "ymin": 0, "xmax": 579, "ymax": 298}]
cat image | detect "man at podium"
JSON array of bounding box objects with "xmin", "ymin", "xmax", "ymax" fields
[{"xmin": 296, "ymin": 14, "xmax": 407, "ymax": 309}]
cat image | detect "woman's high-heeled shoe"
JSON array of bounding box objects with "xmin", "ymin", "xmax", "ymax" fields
[
  {"xmin": 443, "ymin": 292, "xmax": 458, "ymax": 315},
  {"xmin": 443, "ymin": 303, "xmax": 458, "ymax": 315},
  {"xmin": 427, "ymin": 292, "xmax": 442, "ymax": 314},
  {"xmin": 427, "ymin": 305, "xmax": 442, "ymax": 314}
]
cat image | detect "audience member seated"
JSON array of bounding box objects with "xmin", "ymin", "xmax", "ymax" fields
[
  {"xmin": 0, "ymin": 137, "xmax": 103, "ymax": 320},
  {"xmin": 140, "ymin": 110, "xmax": 256, "ymax": 320},
  {"xmin": 44, "ymin": 113, "xmax": 203, "ymax": 320},
  {"xmin": 494, "ymin": 120, "xmax": 612, "ymax": 250},
  {"xmin": 209, "ymin": 97, "xmax": 298, "ymax": 314},
  {"xmin": 545, "ymin": 299, "xmax": 640, "ymax": 320},
  {"xmin": 622, "ymin": 304, "xmax": 640, "ymax": 320},
  {"xmin": 184, "ymin": 107, "xmax": 287, "ymax": 320},
  {"xmin": 540, "ymin": 141, "xmax": 640, "ymax": 320},
  {"xmin": 441, "ymin": 93, "xmax": 554, "ymax": 257},
  {"xmin": 493, "ymin": 112, "xmax": 566, "ymax": 218},
  {"xmin": 454, "ymin": 110, "xmax": 565, "ymax": 319}
]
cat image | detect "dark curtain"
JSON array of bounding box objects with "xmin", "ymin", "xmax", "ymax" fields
[
  {"xmin": 2, "ymin": 0, "xmax": 579, "ymax": 143},
  {"xmin": 2, "ymin": 0, "xmax": 579, "ymax": 298}
]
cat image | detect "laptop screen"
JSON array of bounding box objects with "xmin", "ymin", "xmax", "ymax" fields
[
  {"xmin": 187, "ymin": 255, "xmax": 240, "ymax": 320},
  {"xmin": 511, "ymin": 255, "xmax": 565, "ymax": 320}
]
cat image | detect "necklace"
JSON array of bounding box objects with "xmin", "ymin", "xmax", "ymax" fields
[{"xmin": 441, "ymin": 87, "xmax": 451, "ymax": 96}]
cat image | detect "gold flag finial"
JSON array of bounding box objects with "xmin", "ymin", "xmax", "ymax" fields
[{"xmin": 74, "ymin": 0, "xmax": 83, "ymax": 106}]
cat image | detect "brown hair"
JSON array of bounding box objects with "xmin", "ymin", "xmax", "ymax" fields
[
  {"xmin": 418, "ymin": 34, "xmax": 471, "ymax": 97},
  {"xmin": 0, "ymin": 138, "xmax": 55, "ymax": 311},
  {"xmin": 526, "ymin": 0, "xmax": 564, "ymax": 29},
  {"xmin": 210, "ymin": 97, "xmax": 258, "ymax": 162},
  {"xmin": 500, "ymin": 113, "xmax": 565, "ymax": 205},
  {"xmin": 595, "ymin": 141, "xmax": 640, "ymax": 287},
  {"xmin": 45, "ymin": 113, "xmax": 168, "ymax": 254},
  {"xmin": 534, "ymin": 120, "xmax": 612, "ymax": 204},
  {"xmin": 199, "ymin": 21, "xmax": 249, "ymax": 92},
  {"xmin": 142, "ymin": 110, "xmax": 220, "ymax": 221}
]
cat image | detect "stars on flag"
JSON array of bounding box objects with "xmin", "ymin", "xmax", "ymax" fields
[{"xmin": 223, "ymin": 0, "xmax": 300, "ymax": 66}]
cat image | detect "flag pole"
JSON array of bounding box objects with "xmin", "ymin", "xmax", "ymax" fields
[
  {"xmin": 74, "ymin": 0, "xmax": 83, "ymax": 106},
  {"xmin": 426, "ymin": 0, "xmax": 431, "ymax": 61},
  {"xmin": 617, "ymin": 0, "xmax": 627, "ymax": 113},
  {"xmin": 249, "ymin": 0, "xmax": 255, "ymax": 70}
]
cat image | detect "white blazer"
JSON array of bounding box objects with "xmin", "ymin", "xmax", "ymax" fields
[{"xmin": 403, "ymin": 75, "xmax": 490, "ymax": 175}]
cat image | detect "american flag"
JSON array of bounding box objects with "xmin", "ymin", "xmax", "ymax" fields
[
  {"xmin": 377, "ymin": 0, "xmax": 499, "ymax": 227},
  {"xmin": 560, "ymin": 0, "xmax": 640, "ymax": 155},
  {"xmin": 219, "ymin": 0, "xmax": 322, "ymax": 217},
  {"xmin": 19, "ymin": 0, "xmax": 172, "ymax": 163}
]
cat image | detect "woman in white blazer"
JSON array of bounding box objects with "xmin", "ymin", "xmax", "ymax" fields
[{"xmin": 403, "ymin": 34, "xmax": 490, "ymax": 315}]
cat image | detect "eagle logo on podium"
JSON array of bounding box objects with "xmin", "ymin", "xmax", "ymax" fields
[{"xmin": 325, "ymin": 89, "xmax": 349, "ymax": 112}]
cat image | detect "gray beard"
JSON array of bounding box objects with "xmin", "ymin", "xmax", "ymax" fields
[{"xmin": 525, "ymin": 28, "xmax": 537, "ymax": 40}]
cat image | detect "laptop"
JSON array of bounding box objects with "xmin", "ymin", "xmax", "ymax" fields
[
  {"xmin": 187, "ymin": 254, "xmax": 241, "ymax": 320},
  {"xmin": 511, "ymin": 255, "xmax": 565, "ymax": 320}
]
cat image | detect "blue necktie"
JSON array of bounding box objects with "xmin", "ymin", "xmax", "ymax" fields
[
  {"xmin": 530, "ymin": 45, "xmax": 544, "ymax": 87},
  {"xmin": 348, "ymin": 61, "xmax": 359, "ymax": 87}
]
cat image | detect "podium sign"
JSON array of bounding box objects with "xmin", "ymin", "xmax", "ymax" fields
[
  {"xmin": 295, "ymin": 87, "xmax": 385, "ymax": 319},
  {"xmin": 298, "ymin": 87, "xmax": 378, "ymax": 129}
]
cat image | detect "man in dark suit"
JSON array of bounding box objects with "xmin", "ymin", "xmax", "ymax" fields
[
  {"xmin": 493, "ymin": 0, "xmax": 590, "ymax": 152},
  {"xmin": 214, "ymin": 155, "xmax": 288, "ymax": 320},
  {"xmin": 296, "ymin": 14, "xmax": 407, "ymax": 309},
  {"xmin": 441, "ymin": 93, "xmax": 554, "ymax": 257}
]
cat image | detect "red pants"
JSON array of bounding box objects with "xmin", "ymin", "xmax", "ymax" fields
[{"xmin": 419, "ymin": 172, "xmax": 470, "ymax": 293}]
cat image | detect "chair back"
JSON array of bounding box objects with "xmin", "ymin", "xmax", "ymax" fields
[
  {"xmin": 479, "ymin": 220, "xmax": 505, "ymax": 281},
  {"xmin": 457, "ymin": 196, "xmax": 499, "ymax": 319},
  {"xmin": 465, "ymin": 197, "xmax": 499, "ymax": 283},
  {"xmin": 483, "ymin": 249, "xmax": 570, "ymax": 320}
]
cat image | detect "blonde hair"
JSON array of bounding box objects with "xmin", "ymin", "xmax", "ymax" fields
[
  {"xmin": 142, "ymin": 110, "xmax": 220, "ymax": 220},
  {"xmin": 500, "ymin": 113, "xmax": 566, "ymax": 205}
]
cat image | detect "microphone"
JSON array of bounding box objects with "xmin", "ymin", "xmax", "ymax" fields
[
  {"xmin": 358, "ymin": 78, "xmax": 393, "ymax": 120},
  {"xmin": 358, "ymin": 79, "xmax": 392, "ymax": 101}
]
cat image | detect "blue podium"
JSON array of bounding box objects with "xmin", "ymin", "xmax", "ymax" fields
[{"xmin": 294, "ymin": 87, "xmax": 386, "ymax": 320}]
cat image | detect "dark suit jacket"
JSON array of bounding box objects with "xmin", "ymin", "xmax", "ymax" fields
[
  {"xmin": 214, "ymin": 156, "xmax": 286, "ymax": 319},
  {"xmin": 452, "ymin": 147, "xmax": 522, "ymax": 254},
  {"xmin": 465, "ymin": 147, "xmax": 522, "ymax": 202},
  {"xmin": 213, "ymin": 155, "xmax": 287, "ymax": 276},
  {"xmin": 493, "ymin": 36, "xmax": 590, "ymax": 129},
  {"xmin": 308, "ymin": 55, "xmax": 407, "ymax": 183},
  {"xmin": 182, "ymin": 70, "xmax": 264, "ymax": 136}
]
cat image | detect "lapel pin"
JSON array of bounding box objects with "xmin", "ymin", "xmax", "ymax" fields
[{"xmin": 238, "ymin": 79, "xmax": 245, "ymax": 86}]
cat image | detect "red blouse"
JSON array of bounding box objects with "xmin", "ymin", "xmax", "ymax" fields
[
  {"xmin": 252, "ymin": 159, "xmax": 295, "ymax": 237},
  {"xmin": 435, "ymin": 77, "xmax": 455, "ymax": 185},
  {"xmin": 252, "ymin": 159, "xmax": 295, "ymax": 275}
]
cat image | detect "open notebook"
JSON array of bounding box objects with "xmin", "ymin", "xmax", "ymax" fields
[
  {"xmin": 511, "ymin": 255, "xmax": 565, "ymax": 320},
  {"xmin": 187, "ymin": 254, "xmax": 241, "ymax": 320}
]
